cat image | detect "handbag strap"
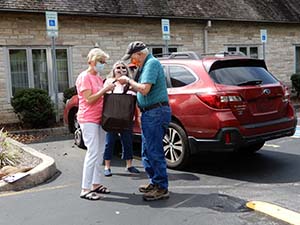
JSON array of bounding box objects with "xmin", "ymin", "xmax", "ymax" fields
[
  {"xmin": 110, "ymin": 79, "xmax": 130, "ymax": 94},
  {"xmin": 122, "ymin": 84, "xmax": 130, "ymax": 94}
]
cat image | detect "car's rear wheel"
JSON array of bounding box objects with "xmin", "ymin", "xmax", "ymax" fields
[
  {"xmin": 163, "ymin": 122, "xmax": 190, "ymax": 169},
  {"xmin": 68, "ymin": 108, "xmax": 79, "ymax": 133},
  {"xmin": 239, "ymin": 141, "xmax": 265, "ymax": 154},
  {"xmin": 74, "ymin": 128, "xmax": 86, "ymax": 149}
]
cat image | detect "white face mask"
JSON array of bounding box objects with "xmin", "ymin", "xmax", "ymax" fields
[{"xmin": 94, "ymin": 62, "xmax": 105, "ymax": 73}]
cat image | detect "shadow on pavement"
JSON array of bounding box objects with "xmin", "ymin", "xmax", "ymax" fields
[
  {"xmin": 182, "ymin": 149, "xmax": 300, "ymax": 184},
  {"xmin": 100, "ymin": 191, "xmax": 249, "ymax": 213}
]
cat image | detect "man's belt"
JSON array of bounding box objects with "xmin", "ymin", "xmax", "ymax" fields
[{"xmin": 140, "ymin": 102, "xmax": 169, "ymax": 113}]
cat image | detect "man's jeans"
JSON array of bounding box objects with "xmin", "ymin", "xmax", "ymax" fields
[
  {"xmin": 104, "ymin": 128, "xmax": 134, "ymax": 160},
  {"xmin": 141, "ymin": 106, "xmax": 171, "ymax": 190}
]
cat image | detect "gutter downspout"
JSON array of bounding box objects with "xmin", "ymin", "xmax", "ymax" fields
[{"xmin": 203, "ymin": 20, "xmax": 212, "ymax": 54}]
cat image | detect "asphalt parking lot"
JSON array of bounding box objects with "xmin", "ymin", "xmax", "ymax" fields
[{"xmin": 2, "ymin": 131, "xmax": 300, "ymax": 225}]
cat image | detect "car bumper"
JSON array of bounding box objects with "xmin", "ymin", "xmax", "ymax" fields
[{"xmin": 188, "ymin": 117, "xmax": 297, "ymax": 154}]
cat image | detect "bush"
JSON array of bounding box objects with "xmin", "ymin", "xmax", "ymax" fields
[
  {"xmin": 63, "ymin": 86, "xmax": 77, "ymax": 103},
  {"xmin": 11, "ymin": 88, "xmax": 55, "ymax": 129},
  {"xmin": 291, "ymin": 73, "xmax": 300, "ymax": 97}
]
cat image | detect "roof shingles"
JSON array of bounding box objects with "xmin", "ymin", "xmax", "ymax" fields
[{"xmin": 0, "ymin": 0, "xmax": 300, "ymax": 23}]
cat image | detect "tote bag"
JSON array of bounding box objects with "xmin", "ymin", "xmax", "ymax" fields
[{"xmin": 101, "ymin": 89, "xmax": 136, "ymax": 132}]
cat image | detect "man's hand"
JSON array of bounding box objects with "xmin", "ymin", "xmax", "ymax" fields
[{"xmin": 118, "ymin": 75, "xmax": 130, "ymax": 85}]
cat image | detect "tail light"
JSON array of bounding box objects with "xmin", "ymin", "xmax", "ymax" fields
[
  {"xmin": 282, "ymin": 85, "xmax": 290, "ymax": 103},
  {"xmin": 196, "ymin": 92, "xmax": 243, "ymax": 109},
  {"xmin": 224, "ymin": 132, "xmax": 231, "ymax": 144}
]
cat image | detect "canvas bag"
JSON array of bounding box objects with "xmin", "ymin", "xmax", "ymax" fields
[{"xmin": 101, "ymin": 85, "xmax": 136, "ymax": 132}]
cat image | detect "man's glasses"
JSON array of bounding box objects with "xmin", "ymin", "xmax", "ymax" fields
[{"xmin": 116, "ymin": 66, "xmax": 126, "ymax": 69}]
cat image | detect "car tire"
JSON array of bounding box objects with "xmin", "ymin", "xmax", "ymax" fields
[
  {"xmin": 74, "ymin": 128, "xmax": 86, "ymax": 149},
  {"xmin": 164, "ymin": 122, "xmax": 190, "ymax": 169},
  {"xmin": 239, "ymin": 141, "xmax": 265, "ymax": 154},
  {"xmin": 68, "ymin": 108, "xmax": 78, "ymax": 133}
]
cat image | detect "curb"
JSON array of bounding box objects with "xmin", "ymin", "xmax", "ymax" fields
[
  {"xmin": 9, "ymin": 126, "xmax": 69, "ymax": 136},
  {"xmin": 0, "ymin": 138, "xmax": 57, "ymax": 192}
]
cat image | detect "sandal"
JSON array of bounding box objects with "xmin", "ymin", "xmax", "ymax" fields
[
  {"xmin": 92, "ymin": 185, "xmax": 111, "ymax": 194},
  {"xmin": 80, "ymin": 191, "xmax": 102, "ymax": 200}
]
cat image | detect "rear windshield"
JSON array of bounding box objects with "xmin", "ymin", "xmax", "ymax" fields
[{"xmin": 209, "ymin": 66, "xmax": 279, "ymax": 86}]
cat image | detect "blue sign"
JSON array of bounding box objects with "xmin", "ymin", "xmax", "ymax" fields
[
  {"xmin": 260, "ymin": 29, "xmax": 267, "ymax": 43},
  {"xmin": 46, "ymin": 11, "xmax": 58, "ymax": 37},
  {"xmin": 161, "ymin": 19, "xmax": 170, "ymax": 40},
  {"xmin": 49, "ymin": 20, "xmax": 56, "ymax": 27}
]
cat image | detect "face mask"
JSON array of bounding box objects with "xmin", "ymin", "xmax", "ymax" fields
[
  {"xmin": 131, "ymin": 58, "xmax": 140, "ymax": 67},
  {"xmin": 94, "ymin": 62, "xmax": 105, "ymax": 73}
]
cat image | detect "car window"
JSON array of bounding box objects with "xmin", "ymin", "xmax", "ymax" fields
[
  {"xmin": 162, "ymin": 65, "xmax": 171, "ymax": 88},
  {"xmin": 209, "ymin": 66, "xmax": 278, "ymax": 86},
  {"xmin": 169, "ymin": 66, "xmax": 197, "ymax": 87}
]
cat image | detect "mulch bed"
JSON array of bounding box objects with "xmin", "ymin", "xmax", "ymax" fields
[{"xmin": 1, "ymin": 122, "xmax": 64, "ymax": 144}]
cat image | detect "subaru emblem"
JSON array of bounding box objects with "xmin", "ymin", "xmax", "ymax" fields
[{"xmin": 263, "ymin": 89, "xmax": 271, "ymax": 95}]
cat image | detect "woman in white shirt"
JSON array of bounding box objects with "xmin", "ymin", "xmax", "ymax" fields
[{"xmin": 103, "ymin": 61, "xmax": 140, "ymax": 176}]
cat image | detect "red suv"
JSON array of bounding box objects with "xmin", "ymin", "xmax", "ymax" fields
[{"xmin": 64, "ymin": 51, "xmax": 297, "ymax": 169}]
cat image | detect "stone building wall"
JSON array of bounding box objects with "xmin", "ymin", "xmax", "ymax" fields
[{"xmin": 0, "ymin": 12, "xmax": 299, "ymax": 123}]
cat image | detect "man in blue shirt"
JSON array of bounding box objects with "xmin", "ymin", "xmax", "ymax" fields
[{"xmin": 119, "ymin": 41, "xmax": 171, "ymax": 201}]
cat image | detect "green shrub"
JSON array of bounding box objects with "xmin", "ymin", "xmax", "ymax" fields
[
  {"xmin": 0, "ymin": 128, "xmax": 20, "ymax": 167},
  {"xmin": 63, "ymin": 86, "xmax": 77, "ymax": 103},
  {"xmin": 291, "ymin": 73, "xmax": 300, "ymax": 97},
  {"xmin": 11, "ymin": 88, "xmax": 55, "ymax": 129}
]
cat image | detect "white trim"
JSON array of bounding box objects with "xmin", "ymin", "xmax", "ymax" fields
[
  {"xmin": 67, "ymin": 47, "xmax": 74, "ymax": 86},
  {"xmin": 3, "ymin": 47, "xmax": 12, "ymax": 102},
  {"xmin": 27, "ymin": 48, "xmax": 34, "ymax": 88},
  {"xmin": 295, "ymin": 45, "xmax": 300, "ymax": 73},
  {"xmin": 5, "ymin": 46, "xmax": 71, "ymax": 101}
]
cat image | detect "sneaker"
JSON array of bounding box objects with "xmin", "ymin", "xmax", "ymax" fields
[
  {"xmin": 126, "ymin": 166, "xmax": 140, "ymax": 174},
  {"xmin": 143, "ymin": 187, "xmax": 169, "ymax": 201},
  {"xmin": 138, "ymin": 183, "xmax": 155, "ymax": 193},
  {"xmin": 104, "ymin": 168, "xmax": 112, "ymax": 177}
]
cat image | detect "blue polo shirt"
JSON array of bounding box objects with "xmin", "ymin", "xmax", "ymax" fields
[{"xmin": 137, "ymin": 54, "xmax": 169, "ymax": 108}]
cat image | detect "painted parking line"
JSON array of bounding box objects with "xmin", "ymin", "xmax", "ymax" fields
[
  {"xmin": 0, "ymin": 184, "xmax": 73, "ymax": 198},
  {"xmin": 292, "ymin": 126, "xmax": 300, "ymax": 138},
  {"xmin": 264, "ymin": 144, "xmax": 280, "ymax": 148},
  {"xmin": 246, "ymin": 201, "xmax": 300, "ymax": 225}
]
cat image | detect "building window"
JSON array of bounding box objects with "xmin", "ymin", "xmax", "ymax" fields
[
  {"xmin": 148, "ymin": 45, "xmax": 178, "ymax": 57},
  {"xmin": 226, "ymin": 46, "xmax": 259, "ymax": 58},
  {"xmin": 295, "ymin": 46, "xmax": 300, "ymax": 73},
  {"xmin": 32, "ymin": 49, "xmax": 48, "ymax": 91},
  {"xmin": 56, "ymin": 49, "xmax": 69, "ymax": 92},
  {"xmin": 9, "ymin": 49, "xmax": 29, "ymax": 95},
  {"xmin": 7, "ymin": 47, "xmax": 70, "ymax": 96}
]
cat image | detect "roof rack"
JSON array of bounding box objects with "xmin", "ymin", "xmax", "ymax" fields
[
  {"xmin": 214, "ymin": 51, "xmax": 247, "ymax": 57},
  {"xmin": 156, "ymin": 51, "xmax": 247, "ymax": 60},
  {"xmin": 168, "ymin": 51, "xmax": 201, "ymax": 60}
]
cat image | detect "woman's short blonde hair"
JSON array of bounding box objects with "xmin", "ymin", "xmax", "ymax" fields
[{"xmin": 87, "ymin": 48, "xmax": 109, "ymax": 63}]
